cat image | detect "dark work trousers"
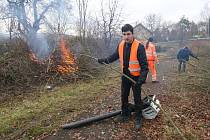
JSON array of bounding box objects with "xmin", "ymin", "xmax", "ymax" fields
[
  {"xmin": 178, "ymin": 59, "xmax": 186, "ymax": 72},
  {"xmin": 121, "ymin": 76, "xmax": 142, "ymax": 119}
]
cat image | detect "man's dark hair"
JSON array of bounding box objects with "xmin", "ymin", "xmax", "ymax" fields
[{"xmin": 121, "ymin": 24, "xmax": 133, "ymax": 34}]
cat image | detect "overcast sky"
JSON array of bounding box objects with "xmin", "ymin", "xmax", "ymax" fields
[
  {"xmin": 1, "ymin": 0, "xmax": 210, "ymax": 34},
  {"xmin": 88, "ymin": 0, "xmax": 210, "ymax": 24}
]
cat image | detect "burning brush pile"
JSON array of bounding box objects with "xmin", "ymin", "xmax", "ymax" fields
[
  {"xmin": 29, "ymin": 35, "xmax": 79, "ymax": 76},
  {"xmin": 49, "ymin": 36, "xmax": 78, "ymax": 74},
  {"xmin": 0, "ymin": 36, "xmax": 79, "ymax": 97}
]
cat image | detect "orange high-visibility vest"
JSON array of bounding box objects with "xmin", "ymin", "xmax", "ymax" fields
[
  {"xmin": 118, "ymin": 39, "xmax": 141, "ymax": 76},
  {"xmin": 145, "ymin": 43, "xmax": 158, "ymax": 62}
]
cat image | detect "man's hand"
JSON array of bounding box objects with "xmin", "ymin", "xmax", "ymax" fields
[
  {"xmin": 135, "ymin": 78, "xmax": 144, "ymax": 87},
  {"xmin": 98, "ymin": 58, "xmax": 105, "ymax": 64},
  {"xmin": 98, "ymin": 58, "xmax": 109, "ymax": 64}
]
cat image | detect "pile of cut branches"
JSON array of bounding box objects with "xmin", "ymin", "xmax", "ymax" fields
[{"xmin": 0, "ymin": 38, "xmax": 101, "ymax": 100}]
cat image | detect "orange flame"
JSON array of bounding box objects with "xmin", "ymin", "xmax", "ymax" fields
[
  {"xmin": 29, "ymin": 51, "xmax": 44, "ymax": 64},
  {"xmin": 56, "ymin": 35, "xmax": 78, "ymax": 74},
  {"xmin": 29, "ymin": 35, "xmax": 78, "ymax": 74}
]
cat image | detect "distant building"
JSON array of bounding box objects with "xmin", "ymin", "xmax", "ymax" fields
[{"xmin": 133, "ymin": 23, "xmax": 152, "ymax": 41}]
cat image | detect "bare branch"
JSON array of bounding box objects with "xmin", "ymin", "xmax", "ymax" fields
[
  {"xmin": 99, "ymin": 0, "xmax": 122, "ymax": 48},
  {"xmin": 32, "ymin": 2, "xmax": 54, "ymax": 30},
  {"xmin": 32, "ymin": 0, "xmax": 38, "ymax": 22}
]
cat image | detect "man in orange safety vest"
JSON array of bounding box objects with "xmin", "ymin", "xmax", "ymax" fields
[{"xmin": 97, "ymin": 24, "xmax": 148, "ymax": 129}]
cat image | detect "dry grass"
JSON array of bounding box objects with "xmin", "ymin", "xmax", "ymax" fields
[
  {"xmin": 0, "ymin": 70, "xmax": 119, "ymax": 140},
  {"xmin": 159, "ymin": 45, "xmax": 210, "ymax": 139}
]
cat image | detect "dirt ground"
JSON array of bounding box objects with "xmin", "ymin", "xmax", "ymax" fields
[{"xmin": 43, "ymin": 46, "xmax": 210, "ymax": 140}]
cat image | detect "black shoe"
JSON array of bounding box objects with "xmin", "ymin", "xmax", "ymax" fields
[
  {"xmin": 135, "ymin": 119, "xmax": 142, "ymax": 129},
  {"xmin": 152, "ymin": 80, "xmax": 159, "ymax": 83},
  {"xmin": 117, "ymin": 115, "xmax": 130, "ymax": 122}
]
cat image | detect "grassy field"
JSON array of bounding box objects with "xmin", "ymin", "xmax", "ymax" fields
[{"xmin": 0, "ymin": 69, "xmax": 120, "ymax": 140}]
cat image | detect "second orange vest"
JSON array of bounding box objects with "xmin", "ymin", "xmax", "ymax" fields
[{"xmin": 145, "ymin": 43, "xmax": 158, "ymax": 62}]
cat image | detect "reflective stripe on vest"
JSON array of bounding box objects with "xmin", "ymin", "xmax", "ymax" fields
[
  {"xmin": 128, "ymin": 68, "xmax": 141, "ymax": 72},
  {"xmin": 118, "ymin": 39, "xmax": 141, "ymax": 76},
  {"xmin": 129, "ymin": 60, "xmax": 139, "ymax": 65}
]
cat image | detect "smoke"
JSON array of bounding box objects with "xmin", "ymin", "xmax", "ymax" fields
[
  {"xmin": 27, "ymin": 33, "xmax": 52, "ymax": 60},
  {"xmin": 5, "ymin": 0, "xmax": 71, "ymax": 60},
  {"xmin": 25, "ymin": 0, "xmax": 72, "ymax": 61}
]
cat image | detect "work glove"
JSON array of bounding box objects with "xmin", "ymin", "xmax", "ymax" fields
[
  {"xmin": 98, "ymin": 58, "xmax": 105, "ymax": 64},
  {"xmin": 135, "ymin": 78, "xmax": 144, "ymax": 87},
  {"xmin": 98, "ymin": 58, "xmax": 109, "ymax": 64}
]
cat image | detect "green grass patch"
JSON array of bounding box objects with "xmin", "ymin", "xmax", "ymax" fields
[{"xmin": 0, "ymin": 73, "xmax": 120, "ymax": 139}]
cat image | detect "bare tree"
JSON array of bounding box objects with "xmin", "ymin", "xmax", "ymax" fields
[
  {"xmin": 200, "ymin": 3, "xmax": 210, "ymax": 36},
  {"xmin": 144, "ymin": 13, "xmax": 162, "ymax": 34},
  {"xmin": 76, "ymin": 0, "xmax": 88, "ymax": 46},
  {"xmin": 1, "ymin": 0, "xmax": 69, "ymax": 59},
  {"xmin": 197, "ymin": 21, "xmax": 208, "ymax": 37},
  {"xmin": 86, "ymin": 16, "xmax": 101, "ymax": 39},
  {"xmin": 1, "ymin": 16, "xmax": 17, "ymax": 39},
  {"xmin": 45, "ymin": 0, "xmax": 72, "ymax": 34},
  {"xmin": 7, "ymin": 17, "xmax": 17, "ymax": 39},
  {"xmin": 0, "ymin": 1, "xmax": 17, "ymax": 39},
  {"xmin": 5, "ymin": 0, "xmax": 56, "ymax": 36},
  {"xmin": 99, "ymin": 0, "xmax": 122, "ymax": 48},
  {"xmin": 159, "ymin": 21, "xmax": 172, "ymax": 42},
  {"xmin": 200, "ymin": 3, "xmax": 210, "ymax": 22}
]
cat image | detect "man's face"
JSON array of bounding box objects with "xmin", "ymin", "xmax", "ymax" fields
[{"xmin": 122, "ymin": 31, "xmax": 133, "ymax": 43}]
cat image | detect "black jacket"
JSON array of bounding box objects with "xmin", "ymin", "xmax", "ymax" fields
[{"xmin": 105, "ymin": 40, "xmax": 148, "ymax": 82}]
